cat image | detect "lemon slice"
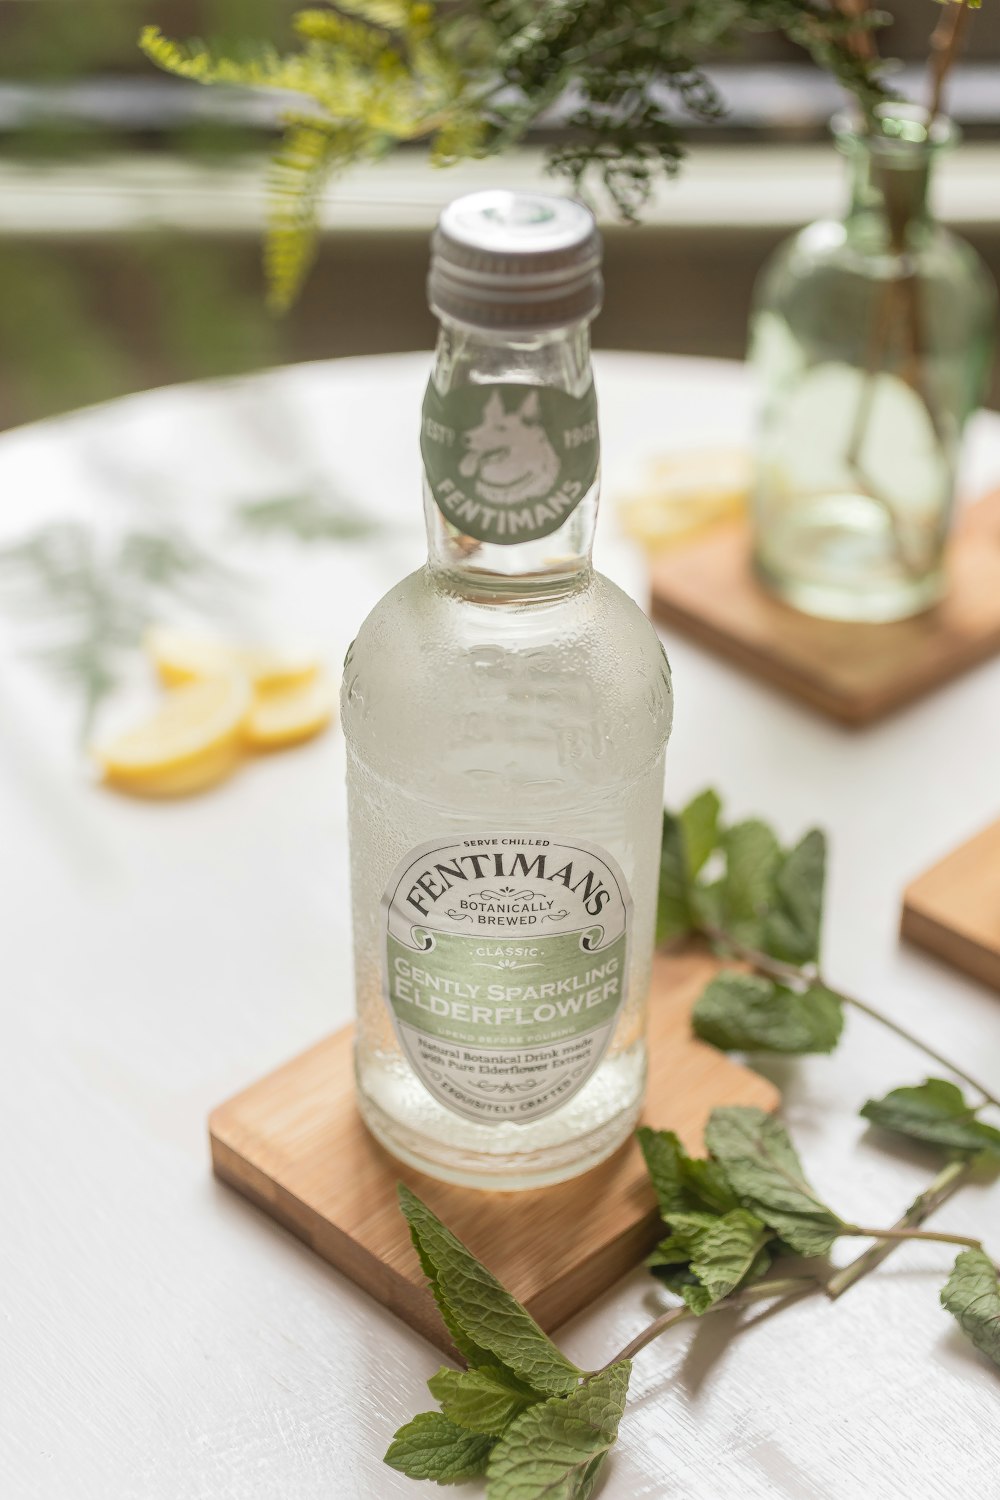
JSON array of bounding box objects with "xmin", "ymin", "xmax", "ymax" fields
[
  {"xmin": 618, "ymin": 450, "xmax": 750, "ymax": 552},
  {"xmin": 95, "ymin": 671, "xmax": 251, "ymax": 796},
  {"xmin": 245, "ymin": 670, "xmax": 336, "ymax": 750},
  {"xmin": 145, "ymin": 626, "xmax": 319, "ymax": 691}
]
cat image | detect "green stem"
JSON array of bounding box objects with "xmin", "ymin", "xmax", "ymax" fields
[
  {"xmin": 826, "ymin": 1158, "xmax": 971, "ymax": 1298},
  {"xmin": 700, "ymin": 925, "xmax": 1000, "ymax": 1113},
  {"xmin": 596, "ymin": 1276, "xmax": 817, "ymax": 1372},
  {"xmin": 842, "ymin": 1225, "xmax": 981, "ymax": 1250}
]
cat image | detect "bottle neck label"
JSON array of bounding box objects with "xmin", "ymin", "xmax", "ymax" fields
[
  {"xmin": 381, "ymin": 832, "xmax": 631, "ymax": 1124},
  {"xmin": 420, "ymin": 380, "xmax": 599, "ymax": 545}
]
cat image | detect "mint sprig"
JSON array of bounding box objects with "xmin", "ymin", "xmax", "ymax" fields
[
  {"xmin": 399, "ymin": 1184, "xmax": 582, "ymax": 1396},
  {"xmin": 427, "ymin": 1367, "xmax": 538, "ymax": 1437},
  {"xmin": 390, "ymin": 1105, "xmax": 997, "ymax": 1491},
  {"xmin": 941, "ymin": 1249, "xmax": 1000, "ymax": 1367},
  {"xmin": 693, "ymin": 971, "xmax": 844, "ymax": 1055},
  {"xmin": 662, "ymin": 788, "xmax": 999, "ymax": 1120},
  {"xmin": 387, "ymin": 1187, "xmax": 631, "ymax": 1495},
  {"xmin": 385, "ymin": 1413, "xmax": 495, "ymax": 1485},
  {"xmin": 386, "ymin": 791, "xmax": 1000, "ymax": 1493},
  {"xmin": 862, "ymin": 1079, "xmax": 1000, "ymax": 1157},
  {"xmin": 703, "ymin": 1107, "xmax": 846, "ymax": 1257},
  {"xmin": 485, "ymin": 1362, "xmax": 631, "ymax": 1500}
]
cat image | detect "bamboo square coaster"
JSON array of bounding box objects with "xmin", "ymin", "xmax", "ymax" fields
[
  {"xmin": 649, "ymin": 489, "xmax": 1000, "ymax": 726},
  {"xmin": 902, "ymin": 819, "xmax": 1000, "ymax": 992},
  {"xmin": 209, "ymin": 949, "xmax": 777, "ymax": 1353}
]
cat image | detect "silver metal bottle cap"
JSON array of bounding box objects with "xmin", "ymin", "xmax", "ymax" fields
[{"xmin": 428, "ymin": 190, "xmax": 603, "ymax": 332}]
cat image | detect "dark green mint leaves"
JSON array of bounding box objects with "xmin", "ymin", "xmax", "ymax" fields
[
  {"xmin": 398, "ymin": 1184, "xmax": 581, "ymax": 1396},
  {"xmin": 386, "ymin": 1413, "xmax": 495, "ymax": 1484},
  {"xmin": 641, "ymin": 1108, "xmax": 849, "ymax": 1313},
  {"xmin": 486, "ymin": 1362, "xmax": 631, "ymax": 1500},
  {"xmin": 387, "ymin": 1187, "xmax": 630, "ymax": 1495},
  {"xmin": 704, "ymin": 1108, "xmax": 846, "ymax": 1257},
  {"xmin": 656, "ymin": 789, "xmax": 827, "ymax": 980},
  {"xmin": 941, "ymin": 1249, "xmax": 1000, "ymax": 1369},
  {"xmin": 427, "ymin": 1366, "xmax": 537, "ymax": 1437},
  {"xmin": 692, "ymin": 971, "xmax": 844, "ymax": 1055},
  {"xmin": 640, "ymin": 1121, "xmax": 774, "ymax": 1311},
  {"xmin": 861, "ymin": 1079, "xmax": 1000, "ymax": 1158}
]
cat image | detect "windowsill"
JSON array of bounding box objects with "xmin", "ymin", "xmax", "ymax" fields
[{"xmin": 1, "ymin": 142, "xmax": 998, "ymax": 235}]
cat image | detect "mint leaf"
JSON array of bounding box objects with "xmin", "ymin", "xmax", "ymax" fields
[
  {"xmin": 637, "ymin": 1126, "xmax": 689, "ymax": 1217},
  {"xmin": 403, "ymin": 1194, "xmax": 499, "ymax": 1371},
  {"xmin": 861, "ymin": 1079, "xmax": 1000, "ymax": 1157},
  {"xmin": 705, "ymin": 1107, "xmax": 845, "ymax": 1257},
  {"xmin": 721, "ymin": 819, "xmax": 781, "ymax": 933},
  {"xmin": 679, "ymin": 789, "xmax": 721, "ymax": 878},
  {"xmin": 941, "ymin": 1249, "xmax": 1000, "ymax": 1368},
  {"xmin": 637, "ymin": 1127, "xmax": 738, "ymax": 1220},
  {"xmin": 677, "ymin": 1277, "xmax": 715, "ymax": 1315},
  {"xmin": 656, "ymin": 811, "xmax": 692, "ymax": 945},
  {"xmin": 688, "ymin": 1208, "xmax": 773, "ymax": 1306},
  {"xmin": 764, "ymin": 829, "xmax": 826, "ymax": 965},
  {"xmin": 692, "ymin": 971, "xmax": 844, "ymax": 1055},
  {"xmin": 385, "ymin": 1411, "xmax": 495, "ymax": 1483},
  {"xmin": 486, "ymin": 1362, "xmax": 631, "ymax": 1500},
  {"xmin": 427, "ymin": 1366, "xmax": 537, "ymax": 1437},
  {"xmin": 680, "ymin": 1155, "xmax": 741, "ymax": 1215},
  {"xmin": 399, "ymin": 1185, "xmax": 582, "ymax": 1396}
]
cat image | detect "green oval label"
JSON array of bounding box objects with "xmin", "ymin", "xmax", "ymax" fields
[
  {"xmin": 420, "ymin": 381, "xmax": 599, "ymax": 545},
  {"xmin": 381, "ymin": 832, "xmax": 630, "ymax": 1124}
]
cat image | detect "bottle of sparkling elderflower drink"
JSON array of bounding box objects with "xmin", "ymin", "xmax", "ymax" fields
[{"xmin": 342, "ymin": 191, "xmax": 673, "ymax": 1189}]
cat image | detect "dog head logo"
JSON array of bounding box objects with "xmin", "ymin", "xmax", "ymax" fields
[{"xmin": 458, "ymin": 390, "xmax": 561, "ymax": 505}]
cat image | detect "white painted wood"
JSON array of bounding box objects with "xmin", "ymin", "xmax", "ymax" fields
[
  {"xmin": 1, "ymin": 353, "xmax": 998, "ymax": 1499},
  {"xmin": 1, "ymin": 141, "xmax": 998, "ymax": 236}
]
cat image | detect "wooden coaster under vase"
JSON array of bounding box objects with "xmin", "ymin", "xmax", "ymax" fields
[
  {"xmin": 209, "ymin": 948, "xmax": 776, "ymax": 1354},
  {"xmin": 649, "ymin": 488, "xmax": 1000, "ymax": 726}
]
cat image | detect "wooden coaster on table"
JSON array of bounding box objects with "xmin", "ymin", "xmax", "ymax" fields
[
  {"xmin": 902, "ymin": 819, "xmax": 1000, "ymax": 992},
  {"xmin": 209, "ymin": 948, "xmax": 776, "ymax": 1354},
  {"xmin": 649, "ymin": 489, "xmax": 1000, "ymax": 726}
]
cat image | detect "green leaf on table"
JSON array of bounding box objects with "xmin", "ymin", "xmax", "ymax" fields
[
  {"xmin": 688, "ymin": 1208, "xmax": 773, "ymax": 1306},
  {"xmin": 639, "ymin": 1129, "xmax": 768, "ymax": 1312},
  {"xmin": 692, "ymin": 971, "xmax": 844, "ymax": 1055},
  {"xmin": 486, "ymin": 1362, "xmax": 631, "ymax": 1500},
  {"xmin": 861, "ymin": 1079, "xmax": 1000, "ymax": 1157},
  {"xmin": 763, "ymin": 829, "xmax": 826, "ymax": 965},
  {"xmin": 384, "ymin": 1410, "xmax": 495, "ymax": 1483},
  {"xmin": 637, "ymin": 1127, "xmax": 738, "ymax": 1219},
  {"xmin": 705, "ymin": 1107, "xmax": 845, "ymax": 1257},
  {"xmin": 679, "ymin": 789, "xmax": 721, "ymax": 878},
  {"xmin": 941, "ymin": 1249, "xmax": 1000, "ymax": 1368},
  {"xmin": 399, "ymin": 1185, "xmax": 582, "ymax": 1396},
  {"xmin": 427, "ymin": 1366, "xmax": 538, "ymax": 1437}
]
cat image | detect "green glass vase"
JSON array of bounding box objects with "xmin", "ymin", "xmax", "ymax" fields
[{"xmin": 749, "ymin": 106, "xmax": 997, "ymax": 622}]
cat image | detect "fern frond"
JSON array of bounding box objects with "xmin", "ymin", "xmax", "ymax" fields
[
  {"xmin": 140, "ymin": 25, "xmax": 289, "ymax": 87},
  {"xmin": 139, "ymin": 25, "xmax": 357, "ymax": 115},
  {"xmin": 294, "ymin": 9, "xmax": 393, "ymax": 58},
  {"xmin": 430, "ymin": 112, "xmax": 489, "ymax": 165},
  {"xmin": 265, "ymin": 116, "xmax": 374, "ymax": 312},
  {"xmin": 297, "ymin": 0, "xmax": 416, "ymax": 31}
]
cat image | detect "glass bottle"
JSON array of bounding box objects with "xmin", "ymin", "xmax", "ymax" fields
[
  {"xmin": 749, "ymin": 105, "xmax": 996, "ymax": 622},
  {"xmin": 341, "ymin": 192, "xmax": 673, "ymax": 1190}
]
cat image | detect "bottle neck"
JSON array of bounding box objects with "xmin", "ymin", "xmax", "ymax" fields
[
  {"xmin": 835, "ymin": 108, "xmax": 955, "ymax": 254},
  {"xmin": 422, "ymin": 318, "xmax": 598, "ymax": 603}
]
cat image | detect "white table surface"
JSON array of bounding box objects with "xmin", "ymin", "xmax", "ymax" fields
[{"xmin": 3, "ymin": 352, "xmax": 1000, "ymax": 1500}]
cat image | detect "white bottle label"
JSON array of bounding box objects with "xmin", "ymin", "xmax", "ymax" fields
[{"xmin": 381, "ymin": 833, "xmax": 631, "ymax": 1124}]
